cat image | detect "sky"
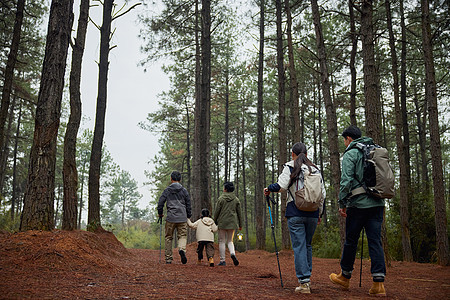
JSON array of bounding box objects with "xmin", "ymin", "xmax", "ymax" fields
[{"xmin": 77, "ymin": 1, "xmax": 168, "ymax": 209}]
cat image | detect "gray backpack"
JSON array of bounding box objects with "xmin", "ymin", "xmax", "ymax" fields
[
  {"xmin": 288, "ymin": 167, "xmax": 323, "ymax": 212},
  {"xmin": 350, "ymin": 143, "xmax": 395, "ymax": 199}
]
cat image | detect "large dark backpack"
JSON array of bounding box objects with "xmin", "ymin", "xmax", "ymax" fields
[{"xmin": 350, "ymin": 143, "xmax": 395, "ymax": 199}]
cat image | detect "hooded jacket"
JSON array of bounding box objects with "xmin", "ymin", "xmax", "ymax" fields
[
  {"xmin": 214, "ymin": 192, "xmax": 242, "ymax": 230},
  {"xmin": 187, "ymin": 217, "xmax": 218, "ymax": 242},
  {"xmin": 339, "ymin": 136, "xmax": 385, "ymax": 209},
  {"xmin": 157, "ymin": 182, "xmax": 192, "ymax": 223}
]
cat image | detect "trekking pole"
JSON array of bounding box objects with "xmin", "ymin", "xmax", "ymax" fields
[
  {"xmin": 158, "ymin": 216, "xmax": 163, "ymax": 263},
  {"xmin": 359, "ymin": 228, "xmax": 365, "ymax": 287},
  {"xmin": 266, "ymin": 195, "xmax": 284, "ymax": 288}
]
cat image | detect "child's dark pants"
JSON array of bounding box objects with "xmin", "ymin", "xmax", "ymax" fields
[{"xmin": 197, "ymin": 241, "xmax": 215, "ymax": 260}]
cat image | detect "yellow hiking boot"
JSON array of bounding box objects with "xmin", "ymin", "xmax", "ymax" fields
[
  {"xmin": 329, "ymin": 272, "xmax": 350, "ymax": 290},
  {"xmin": 208, "ymin": 257, "xmax": 214, "ymax": 267},
  {"xmin": 369, "ymin": 282, "xmax": 386, "ymax": 296}
]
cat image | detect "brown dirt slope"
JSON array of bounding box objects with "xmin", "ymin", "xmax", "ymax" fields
[{"xmin": 0, "ymin": 230, "xmax": 448, "ymax": 299}]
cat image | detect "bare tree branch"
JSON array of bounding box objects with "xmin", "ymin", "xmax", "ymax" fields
[{"xmin": 112, "ymin": 3, "xmax": 142, "ymax": 22}]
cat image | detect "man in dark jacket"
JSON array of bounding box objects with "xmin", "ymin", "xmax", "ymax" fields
[
  {"xmin": 329, "ymin": 125, "xmax": 386, "ymax": 296},
  {"xmin": 157, "ymin": 171, "xmax": 192, "ymax": 264}
]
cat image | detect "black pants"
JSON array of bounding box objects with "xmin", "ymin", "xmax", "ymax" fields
[
  {"xmin": 341, "ymin": 206, "xmax": 386, "ymax": 281},
  {"xmin": 197, "ymin": 241, "xmax": 214, "ymax": 260}
]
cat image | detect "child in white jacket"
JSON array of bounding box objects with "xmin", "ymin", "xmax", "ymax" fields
[{"xmin": 187, "ymin": 208, "xmax": 218, "ymax": 266}]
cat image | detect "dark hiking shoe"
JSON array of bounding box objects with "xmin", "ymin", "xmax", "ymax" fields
[
  {"xmin": 179, "ymin": 250, "xmax": 187, "ymax": 264},
  {"xmin": 165, "ymin": 261, "xmax": 172, "ymax": 264},
  {"xmin": 231, "ymin": 254, "xmax": 239, "ymax": 266},
  {"xmin": 218, "ymin": 261, "xmax": 226, "ymax": 266}
]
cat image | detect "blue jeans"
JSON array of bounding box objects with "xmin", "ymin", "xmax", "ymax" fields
[
  {"xmin": 288, "ymin": 216, "xmax": 318, "ymax": 283},
  {"xmin": 340, "ymin": 206, "xmax": 386, "ymax": 281}
]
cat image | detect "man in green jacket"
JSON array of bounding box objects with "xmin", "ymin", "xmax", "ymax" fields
[
  {"xmin": 214, "ymin": 182, "xmax": 242, "ymax": 266},
  {"xmin": 329, "ymin": 125, "xmax": 386, "ymax": 296}
]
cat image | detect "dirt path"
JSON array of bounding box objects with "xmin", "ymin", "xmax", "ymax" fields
[{"xmin": 0, "ymin": 230, "xmax": 448, "ymax": 299}]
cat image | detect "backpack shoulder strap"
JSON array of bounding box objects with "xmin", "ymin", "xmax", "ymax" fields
[
  {"xmin": 286, "ymin": 164, "xmax": 294, "ymax": 188},
  {"xmin": 286, "ymin": 164, "xmax": 305, "ymax": 189},
  {"xmin": 349, "ymin": 142, "xmax": 371, "ymax": 197},
  {"xmin": 286, "ymin": 164, "xmax": 299, "ymax": 200},
  {"xmin": 353, "ymin": 142, "xmax": 366, "ymax": 152}
]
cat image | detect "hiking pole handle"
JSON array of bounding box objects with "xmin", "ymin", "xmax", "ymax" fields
[
  {"xmin": 266, "ymin": 194, "xmax": 277, "ymax": 206},
  {"xmin": 266, "ymin": 195, "xmax": 275, "ymax": 229}
]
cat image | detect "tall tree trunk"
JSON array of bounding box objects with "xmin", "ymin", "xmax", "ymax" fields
[
  {"xmin": 276, "ymin": 0, "xmax": 289, "ymax": 250},
  {"xmin": 235, "ymin": 125, "xmax": 240, "ymax": 196},
  {"xmin": 310, "ymin": 0, "xmax": 343, "ymax": 246},
  {"xmin": 318, "ymin": 79, "xmax": 327, "ymax": 226},
  {"xmin": 413, "ymin": 87, "xmax": 429, "ymax": 191},
  {"xmin": 88, "ymin": 0, "xmax": 113, "ymax": 230},
  {"xmin": 348, "ymin": 0, "xmax": 358, "ymax": 126},
  {"xmin": 121, "ymin": 192, "xmax": 126, "ymax": 228},
  {"xmin": 54, "ymin": 184, "xmax": 62, "ymax": 226},
  {"xmin": 361, "ymin": 0, "xmax": 381, "ymax": 143},
  {"xmin": 241, "ymin": 111, "xmax": 250, "ymax": 250},
  {"xmin": 385, "ymin": 0, "xmax": 413, "ymax": 262},
  {"xmin": 63, "ymin": 0, "xmax": 90, "ymax": 231},
  {"xmin": 0, "ymin": 0, "xmax": 25, "ymax": 190},
  {"xmin": 360, "ymin": 0, "xmax": 391, "ymax": 263},
  {"xmin": 184, "ymin": 97, "xmax": 191, "ymax": 193},
  {"xmin": 313, "ymin": 84, "xmax": 317, "ymax": 163},
  {"xmin": 0, "ymin": 95, "xmax": 17, "ymax": 198},
  {"xmin": 216, "ymin": 143, "xmax": 220, "ymax": 200},
  {"xmin": 191, "ymin": 0, "xmax": 202, "ymax": 241},
  {"xmin": 421, "ymin": 0, "xmax": 449, "ymax": 266},
  {"xmin": 284, "ymin": 0, "xmax": 300, "ymax": 142},
  {"xmin": 194, "ymin": 0, "xmax": 211, "ymax": 215},
  {"xmin": 399, "ymin": 0, "xmax": 411, "ymax": 192},
  {"xmin": 224, "ymin": 68, "xmax": 229, "ymax": 183},
  {"xmin": 255, "ymin": 0, "xmax": 266, "ymax": 250},
  {"xmin": 78, "ymin": 151, "xmax": 88, "ymax": 229},
  {"xmin": 20, "ymin": 0, "xmax": 74, "ymax": 231},
  {"xmin": 379, "ymin": 93, "xmax": 391, "ymax": 267},
  {"xmin": 11, "ymin": 101, "xmax": 22, "ymax": 220}
]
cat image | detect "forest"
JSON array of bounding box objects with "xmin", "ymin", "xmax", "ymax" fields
[{"xmin": 0, "ymin": 0, "xmax": 449, "ymax": 272}]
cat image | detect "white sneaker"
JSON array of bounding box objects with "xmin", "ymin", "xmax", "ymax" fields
[{"xmin": 295, "ymin": 282, "xmax": 311, "ymax": 294}]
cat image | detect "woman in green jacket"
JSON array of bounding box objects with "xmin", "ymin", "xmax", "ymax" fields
[{"xmin": 214, "ymin": 182, "xmax": 242, "ymax": 266}]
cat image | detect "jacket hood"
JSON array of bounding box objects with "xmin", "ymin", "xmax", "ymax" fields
[
  {"xmin": 222, "ymin": 192, "xmax": 236, "ymax": 202},
  {"xmin": 167, "ymin": 182, "xmax": 183, "ymax": 193},
  {"xmin": 201, "ymin": 217, "xmax": 215, "ymax": 226},
  {"xmin": 347, "ymin": 136, "xmax": 374, "ymax": 151}
]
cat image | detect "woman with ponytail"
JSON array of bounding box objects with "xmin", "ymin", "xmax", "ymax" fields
[{"xmin": 264, "ymin": 142, "xmax": 326, "ymax": 294}]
